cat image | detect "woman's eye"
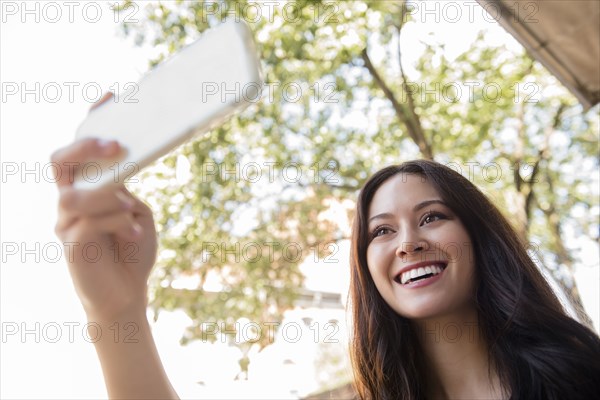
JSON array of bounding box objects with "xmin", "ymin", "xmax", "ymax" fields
[
  {"xmin": 421, "ymin": 212, "xmax": 446, "ymax": 225},
  {"xmin": 372, "ymin": 227, "xmax": 392, "ymax": 238}
]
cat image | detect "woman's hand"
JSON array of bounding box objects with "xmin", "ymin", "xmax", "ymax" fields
[{"xmin": 52, "ymin": 136, "xmax": 157, "ymax": 322}]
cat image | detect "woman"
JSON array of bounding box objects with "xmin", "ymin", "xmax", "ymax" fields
[
  {"xmin": 52, "ymin": 139, "xmax": 600, "ymax": 399},
  {"xmin": 349, "ymin": 160, "xmax": 600, "ymax": 399}
]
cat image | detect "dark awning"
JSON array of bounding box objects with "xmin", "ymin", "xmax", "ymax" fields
[{"xmin": 476, "ymin": 0, "xmax": 600, "ymax": 109}]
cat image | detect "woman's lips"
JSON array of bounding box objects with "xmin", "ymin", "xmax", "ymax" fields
[{"xmin": 394, "ymin": 262, "xmax": 447, "ymax": 287}]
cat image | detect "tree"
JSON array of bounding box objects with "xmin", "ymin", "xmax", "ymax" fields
[{"xmin": 114, "ymin": 0, "xmax": 599, "ymax": 380}]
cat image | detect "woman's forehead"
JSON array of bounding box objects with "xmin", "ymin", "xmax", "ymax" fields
[{"xmin": 368, "ymin": 174, "xmax": 440, "ymax": 216}]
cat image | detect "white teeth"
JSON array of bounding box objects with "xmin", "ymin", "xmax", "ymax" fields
[{"xmin": 399, "ymin": 264, "xmax": 445, "ymax": 284}]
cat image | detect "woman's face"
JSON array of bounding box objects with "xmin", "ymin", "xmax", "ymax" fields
[{"xmin": 366, "ymin": 173, "xmax": 476, "ymax": 320}]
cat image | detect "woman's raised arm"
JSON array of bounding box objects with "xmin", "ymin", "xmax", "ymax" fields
[{"xmin": 52, "ymin": 135, "xmax": 179, "ymax": 399}]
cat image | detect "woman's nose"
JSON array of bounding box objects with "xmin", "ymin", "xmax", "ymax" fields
[{"xmin": 395, "ymin": 230, "xmax": 429, "ymax": 258}]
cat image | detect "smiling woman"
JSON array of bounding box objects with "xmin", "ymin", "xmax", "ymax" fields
[{"xmin": 349, "ymin": 160, "xmax": 600, "ymax": 399}]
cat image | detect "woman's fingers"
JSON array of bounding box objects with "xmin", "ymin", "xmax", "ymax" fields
[
  {"xmin": 50, "ymin": 92, "xmax": 116, "ymax": 188},
  {"xmin": 50, "ymin": 138, "xmax": 121, "ymax": 188},
  {"xmin": 118, "ymin": 186, "xmax": 153, "ymax": 217},
  {"xmin": 55, "ymin": 185, "xmax": 135, "ymax": 233},
  {"xmin": 58, "ymin": 185, "xmax": 134, "ymax": 216},
  {"xmin": 64, "ymin": 211, "xmax": 142, "ymax": 243}
]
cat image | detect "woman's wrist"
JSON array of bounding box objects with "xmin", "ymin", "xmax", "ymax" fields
[
  {"xmin": 84, "ymin": 306, "xmax": 149, "ymax": 348},
  {"xmin": 85, "ymin": 303, "xmax": 148, "ymax": 327}
]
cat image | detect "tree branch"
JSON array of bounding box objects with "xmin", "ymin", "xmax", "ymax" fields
[
  {"xmin": 524, "ymin": 103, "xmax": 566, "ymax": 219},
  {"xmin": 537, "ymin": 170, "xmax": 595, "ymax": 330},
  {"xmin": 361, "ymin": 6, "xmax": 434, "ymax": 163},
  {"xmin": 361, "ymin": 48, "xmax": 433, "ymax": 160},
  {"xmin": 395, "ymin": 8, "xmax": 433, "ymax": 159}
]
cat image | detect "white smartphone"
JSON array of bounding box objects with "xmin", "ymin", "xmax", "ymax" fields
[{"xmin": 73, "ymin": 20, "xmax": 263, "ymax": 190}]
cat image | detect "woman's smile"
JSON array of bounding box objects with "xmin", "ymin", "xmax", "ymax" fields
[{"xmin": 394, "ymin": 261, "xmax": 447, "ymax": 287}]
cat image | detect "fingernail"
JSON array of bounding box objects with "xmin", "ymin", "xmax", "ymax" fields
[
  {"xmin": 116, "ymin": 191, "xmax": 134, "ymax": 209},
  {"xmin": 131, "ymin": 223, "xmax": 142, "ymax": 238},
  {"xmin": 97, "ymin": 138, "xmax": 112, "ymax": 147},
  {"xmin": 97, "ymin": 139, "xmax": 117, "ymax": 154}
]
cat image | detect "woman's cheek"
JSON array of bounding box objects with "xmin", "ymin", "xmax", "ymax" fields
[
  {"xmin": 366, "ymin": 246, "xmax": 377, "ymax": 276},
  {"xmin": 443, "ymin": 240, "xmax": 464, "ymax": 263},
  {"xmin": 366, "ymin": 245, "xmax": 385, "ymax": 283},
  {"xmin": 432, "ymin": 229, "xmax": 467, "ymax": 263}
]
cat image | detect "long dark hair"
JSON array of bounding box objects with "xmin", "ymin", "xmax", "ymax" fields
[{"xmin": 349, "ymin": 160, "xmax": 600, "ymax": 399}]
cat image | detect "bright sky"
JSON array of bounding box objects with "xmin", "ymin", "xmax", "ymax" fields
[{"xmin": 1, "ymin": 1, "xmax": 598, "ymax": 399}]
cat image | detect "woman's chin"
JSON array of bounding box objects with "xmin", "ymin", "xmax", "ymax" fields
[{"xmin": 392, "ymin": 305, "xmax": 448, "ymax": 321}]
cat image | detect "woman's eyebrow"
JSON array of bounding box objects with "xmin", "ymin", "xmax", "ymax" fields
[
  {"xmin": 413, "ymin": 199, "xmax": 446, "ymax": 212},
  {"xmin": 368, "ymin": 199, "xmax": 446, "ymax": 224},
  {"xmin": 368, "ymin": 212, "xmax": 394, "ymax": 224}
]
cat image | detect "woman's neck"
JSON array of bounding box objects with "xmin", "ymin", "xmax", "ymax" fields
[{"xmin": 412, "ymin": 309, "xmax": 507, "ymax": 399}]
